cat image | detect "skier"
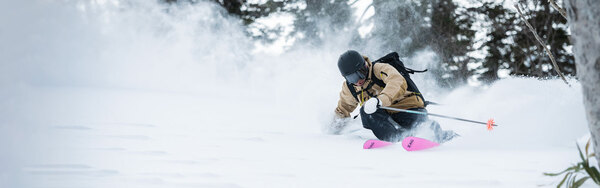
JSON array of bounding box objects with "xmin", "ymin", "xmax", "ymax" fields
[{"xmin": 330, "ymin": 50, "xmax": 457, "ymax": 143}]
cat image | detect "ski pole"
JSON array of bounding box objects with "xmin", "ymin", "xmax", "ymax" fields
[{"xmin": 379, "ymin": 106, "xmax": 498, "ymax": 130}]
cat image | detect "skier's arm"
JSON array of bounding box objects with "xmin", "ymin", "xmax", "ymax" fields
[
  {"xmin": 374, "ymin": 64, "xmax": 408, "ymax": 107},
  {"xmin": 334, "ymin": 82, "xmax": 359, "ymax": 118}
]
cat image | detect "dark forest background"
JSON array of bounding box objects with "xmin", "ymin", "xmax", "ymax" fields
[{"xmin": 165, "ymin": 0, "xmax": 574, "ymax": 88}]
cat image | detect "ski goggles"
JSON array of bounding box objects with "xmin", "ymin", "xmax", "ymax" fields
[{"xmin": 344, "ymin": 67, "xmax": 368, "ymax": 84}]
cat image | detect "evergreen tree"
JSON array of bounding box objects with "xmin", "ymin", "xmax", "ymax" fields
[
  {"xmin": 164, "ymin": 0, "xmax": 286, "ymax": 25},
  {"xmin": 288, "ymin": 0, "xmax": 356, "ymax": 47},
  {"xmin": 429, "ymin": 0, "xmax": 477, "ymax": 87},
  {"xmin": 477, "ymin": 2, "xmax": 517, "ymax": 83},
  {"xmin": 162, "ymin": 0, "xmax": 288, "ymax": 42},
  {"xmin": 510, "ymin": 0, "xmax": 574, "ymax": 77},
  {"xmin": 367, "ymin": 1, "xmax": 432, "ymax": 56},
  {"xmin": 477, "ymin": 0, "xmax": 574, "ymax": 83},
  {"xmin": 364, "ymin": 1, "xmax": 477, "ymax": 88}
]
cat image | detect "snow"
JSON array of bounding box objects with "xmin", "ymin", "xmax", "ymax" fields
[
  {"xmin": 0, "ymin": 82, "xmax": 591, "ymax": 187},
  {"xmin": 0, "ymin": 0, "xmax": 595, "ymax": 187}
]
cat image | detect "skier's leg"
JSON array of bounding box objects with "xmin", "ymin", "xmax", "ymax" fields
[
  {"xmin": 390, "ymin": 108, "xmax": 459, "ymax": 143},
  {"xmin": 427, "ymin": 120, "xmax": 459, "ymax": 143},
  {"xmin": 360, "ymin": 107, "xmax": 407, "ymax": 142},
  {"xmin": 389, "ymin": 108, "xmax": 428, "ymax": 129}
]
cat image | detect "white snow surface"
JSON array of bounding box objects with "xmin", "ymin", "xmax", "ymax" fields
[{"xmin": 0, "ymin": 0, "xmax": 594, "ymax": 187}]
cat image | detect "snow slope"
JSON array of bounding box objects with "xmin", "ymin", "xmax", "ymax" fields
[{"xmin": 0, "ymin": 1, "xmax": 592, "ymax": 187}]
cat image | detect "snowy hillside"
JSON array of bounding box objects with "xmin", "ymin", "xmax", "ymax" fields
[{"xmin": 0, "ymin": 1, "xmax": 592, "ymax": 187}]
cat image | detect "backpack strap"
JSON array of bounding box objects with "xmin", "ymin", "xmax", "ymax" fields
[
  {"xmin": 405, "ymin": 68, "xmax": 428, "ymax": 74},
  {"xmin": 370, "ymin": 69, "xmax": 386, "ymax": 88},
  {"xmin": 346, "ymin": 81, "xmax": 358, "ymax": 102},
  {"xmin": 370, "ymin": 63, "xmax": 429, "ymax": 106}
]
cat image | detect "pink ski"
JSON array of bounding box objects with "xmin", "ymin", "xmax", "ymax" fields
[
  {"xmin": 401, "ymin": 136, "xmax": 439, "ymax": 151},
  {"xmin": 363, "ymin": 137, "xmax": 440, "ymax": 151},
  {"xmin": 363, "ymin": 139, "xmax": 393, "ymax": 149}
]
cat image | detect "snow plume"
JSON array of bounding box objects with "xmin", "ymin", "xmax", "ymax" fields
[
  {"xmin": 432, "ymin": 77, "xmax": 588, "ymax": 150},
  {"xmin": 0, "ymin": 0, "xmax": 251, "ymax": 91},
  {"xmin": 0, "ymin": 0, "xmax": 254, "ymax": 187}
]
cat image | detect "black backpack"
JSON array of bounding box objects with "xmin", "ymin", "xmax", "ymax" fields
[{"xmin": 346, "ymin": 52, "xmax": 429, "ymax": 106}]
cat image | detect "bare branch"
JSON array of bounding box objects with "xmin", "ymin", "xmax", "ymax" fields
[
  {"xmin": 357, "ymin": 3, "xmax": 373, "ymax": 24},
  {"xmin": 514, "ymin": 3, "xmax": 570, "ymax": 86},
  {"xmin": 548, "ymin": 0, "xmax": 567, "ymax": 19}
]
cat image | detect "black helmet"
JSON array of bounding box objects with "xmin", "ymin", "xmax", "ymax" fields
[{"xmin": 337, "ymin": 50, "xmax": 367, "ymax": 84}]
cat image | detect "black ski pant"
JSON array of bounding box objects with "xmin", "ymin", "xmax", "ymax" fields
[{"xmin": 360, "ymin": 106, "xmax": 427, "ymax": 142}]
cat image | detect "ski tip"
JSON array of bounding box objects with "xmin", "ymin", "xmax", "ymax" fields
[
  {"xmin": 363, "ymin": 139, "xmax": 393, "ymax": 149},
  {"xmin": 401, "ymin": 136, "xmax": 439, "ymax": 151}
]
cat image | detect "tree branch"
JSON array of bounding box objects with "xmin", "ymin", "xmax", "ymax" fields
[
  {"xmin": 548, "ymin": 0, "xmax": 567, "ymax": 19},
  {"xmin": 515, "ymin": 3, "xmax": 570, "ymax": 86},
  {"xmin": 357, "ymin": 3, "xmax": 373, "ymax": 23}
]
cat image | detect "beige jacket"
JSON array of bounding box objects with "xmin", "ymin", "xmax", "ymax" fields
[{"xmin": 334, "ymin": 56, "xmax": 425, "ymax": 118}]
